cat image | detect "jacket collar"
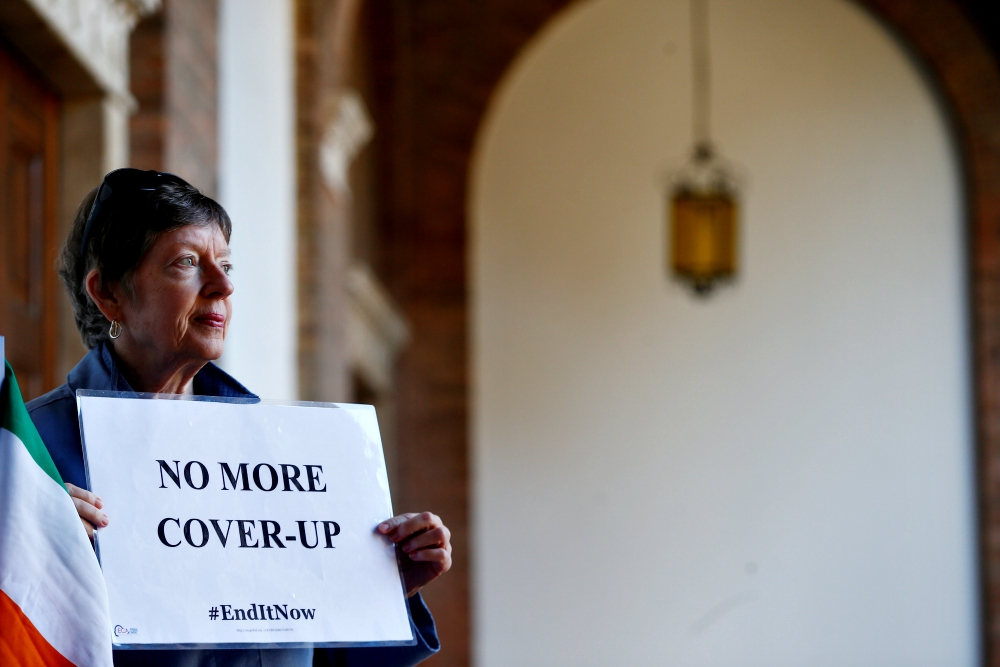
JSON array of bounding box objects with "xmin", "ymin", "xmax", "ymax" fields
[{"xmin": 66, "ymin": 341, "xmax": 257, "ymax": 400}]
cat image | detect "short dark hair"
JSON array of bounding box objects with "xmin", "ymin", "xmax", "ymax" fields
[{"xmin": 59, "ymin": 176, "xmax": 232, "ymax": 349}]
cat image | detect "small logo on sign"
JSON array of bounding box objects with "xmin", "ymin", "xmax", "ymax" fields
[{"xmin": 113, "ymin": 625, "xmax": 138, "ymax": 636}]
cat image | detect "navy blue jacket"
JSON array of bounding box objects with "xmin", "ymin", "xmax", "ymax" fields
[{"xmin": 27, "ymin": 342, "xmax": 440, "ymax": 667}]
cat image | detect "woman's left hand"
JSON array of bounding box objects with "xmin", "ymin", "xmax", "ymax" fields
[{"xmin": 378, "ymin": 512, "xmax": 452, "ymax": 597}]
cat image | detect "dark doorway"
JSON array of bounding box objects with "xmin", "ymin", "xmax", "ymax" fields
[{"xmin": 0, "ymin": 45, "xmax": 59, "ymax": 401}]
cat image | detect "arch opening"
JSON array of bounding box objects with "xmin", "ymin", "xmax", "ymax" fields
[{"xmin": 470, "ymin": 1, "xmax": 976, "ymax": 664}]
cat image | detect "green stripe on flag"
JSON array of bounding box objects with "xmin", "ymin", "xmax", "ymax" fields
[{"xmin": 2, "ymin": 361, "xmax": 66, "ymax": 490}]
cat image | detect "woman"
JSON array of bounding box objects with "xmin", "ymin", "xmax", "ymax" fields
[{"xmin": 27, "ymin": 169, "xmax": 450, "ymax": 667}]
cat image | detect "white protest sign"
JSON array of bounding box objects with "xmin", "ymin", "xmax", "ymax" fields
[{"xmin": 78, "ymin": 393, "xmax": 413, "ymax": 648}]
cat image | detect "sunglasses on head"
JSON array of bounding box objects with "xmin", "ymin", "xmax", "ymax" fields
[{"xmin": 80, "ymin": 168, "xmax": 192, "ymax": 264}]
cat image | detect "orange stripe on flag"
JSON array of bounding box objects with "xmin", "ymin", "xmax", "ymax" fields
[{"xmin": 0, "ymin": 589, "xmax": 76, "ymax": 667}]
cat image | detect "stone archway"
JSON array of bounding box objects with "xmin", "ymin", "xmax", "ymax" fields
[
  {"xmin": 361, "ymin": 1, "xmax": 1000, "ymax": 664},
  {"xmin": 857, "ymin": 2, "xmax": 1000, "ymax": 662}
]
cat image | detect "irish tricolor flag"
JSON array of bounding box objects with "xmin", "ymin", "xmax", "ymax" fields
[{"xmin": 1, "ymin": 349, "xmax": 113, "ymax": 665}]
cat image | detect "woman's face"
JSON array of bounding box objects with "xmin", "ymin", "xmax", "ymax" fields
[{"xmin": 117, "ymin": 223, "xmax": 234, "ymax": 364}]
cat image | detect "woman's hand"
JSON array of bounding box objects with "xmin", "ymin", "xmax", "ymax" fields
[
  {"xmin": 378, "ymin": 512, "xmax": 452, "ymax": 597},
  {"xmin": 66, "ymin": 483, "xmax": 108, "ymax": 540}
]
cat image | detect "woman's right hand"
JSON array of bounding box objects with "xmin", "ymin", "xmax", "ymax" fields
[{"xmin": 66, "ymin": 483, "xmax": 108, "ymax": 540}]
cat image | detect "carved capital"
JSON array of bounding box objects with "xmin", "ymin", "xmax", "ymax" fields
[{"xmin": 24, "ymin": 0, "xmax": 159, "ymax": 96}]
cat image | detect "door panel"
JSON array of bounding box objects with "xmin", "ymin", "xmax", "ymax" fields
[{"xmin": 0, "ymin": 47, "xmax": 59, "ymax": 401}]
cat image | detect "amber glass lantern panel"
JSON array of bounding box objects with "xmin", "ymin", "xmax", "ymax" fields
[{"xmin": 670, "ymin": 191, "xmax": 737, "ymax": 291}]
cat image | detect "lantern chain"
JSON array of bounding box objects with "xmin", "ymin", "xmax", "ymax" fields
[{"xmin": 691, "ymin": 0, "xmax": 711, "ymax": 155}]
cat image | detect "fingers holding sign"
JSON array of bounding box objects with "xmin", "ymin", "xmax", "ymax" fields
[
  {"xmin": 66, "ymin": 482, "xmax": 108, "ymax": 540},
  {"xmin": 378, "ymin": 512, "xmax": 452, "ymax": 597}
]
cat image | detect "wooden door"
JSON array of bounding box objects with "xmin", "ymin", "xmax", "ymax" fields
[{"xmin": 0, "ymin": 47, "xmax": 59, "ymax": 401}]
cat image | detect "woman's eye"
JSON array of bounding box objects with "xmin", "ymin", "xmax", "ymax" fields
[
  {"xmin": 179, "ymin": 257, "xmax": 195, "ymax": 267},
  {"xmin": 223, "ymin": 264, "xmax": 233, "ymax": 275}
]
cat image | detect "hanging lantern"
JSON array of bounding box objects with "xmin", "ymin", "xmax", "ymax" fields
[
  {"xmin": 670, "ymin": 142, "xmax": 738, "ymax": 294},
  {"xmin": 668, "ymin": 0, "xmax": 741, "ymax": 296}
]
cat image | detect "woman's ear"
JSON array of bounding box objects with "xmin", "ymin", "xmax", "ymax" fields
[{"xmin": 84, "ymin": 269, "xmax": 122, "ymax": 323}]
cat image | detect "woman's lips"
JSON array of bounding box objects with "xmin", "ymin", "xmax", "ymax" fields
[{"xmin": 194, "ymin": 313, "xmax": 226, "ymax": 328}]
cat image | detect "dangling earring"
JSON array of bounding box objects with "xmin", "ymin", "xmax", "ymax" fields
[{"xmin": 109, "ymin": 318, "xmax": 123, "ymax": 339}]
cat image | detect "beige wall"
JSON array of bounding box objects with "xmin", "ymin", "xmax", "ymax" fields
[{"xmin": 470, "ymin": 0, "xmax": 975, "ymax": 665}]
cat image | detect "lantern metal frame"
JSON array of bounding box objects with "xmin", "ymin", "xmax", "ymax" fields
[{"xmin": 668, "ymin": 141, "xmax": 740, "ymax": 295}]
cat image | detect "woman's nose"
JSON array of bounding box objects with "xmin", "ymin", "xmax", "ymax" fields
[{"xmin": 202, "ymin": 260, "xmax": 235, "ymax": 299}]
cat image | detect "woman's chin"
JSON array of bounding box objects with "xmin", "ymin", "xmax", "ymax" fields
[{"xmin": 185, "ymin": 337, "xmax": 225, "ymax": 362}]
